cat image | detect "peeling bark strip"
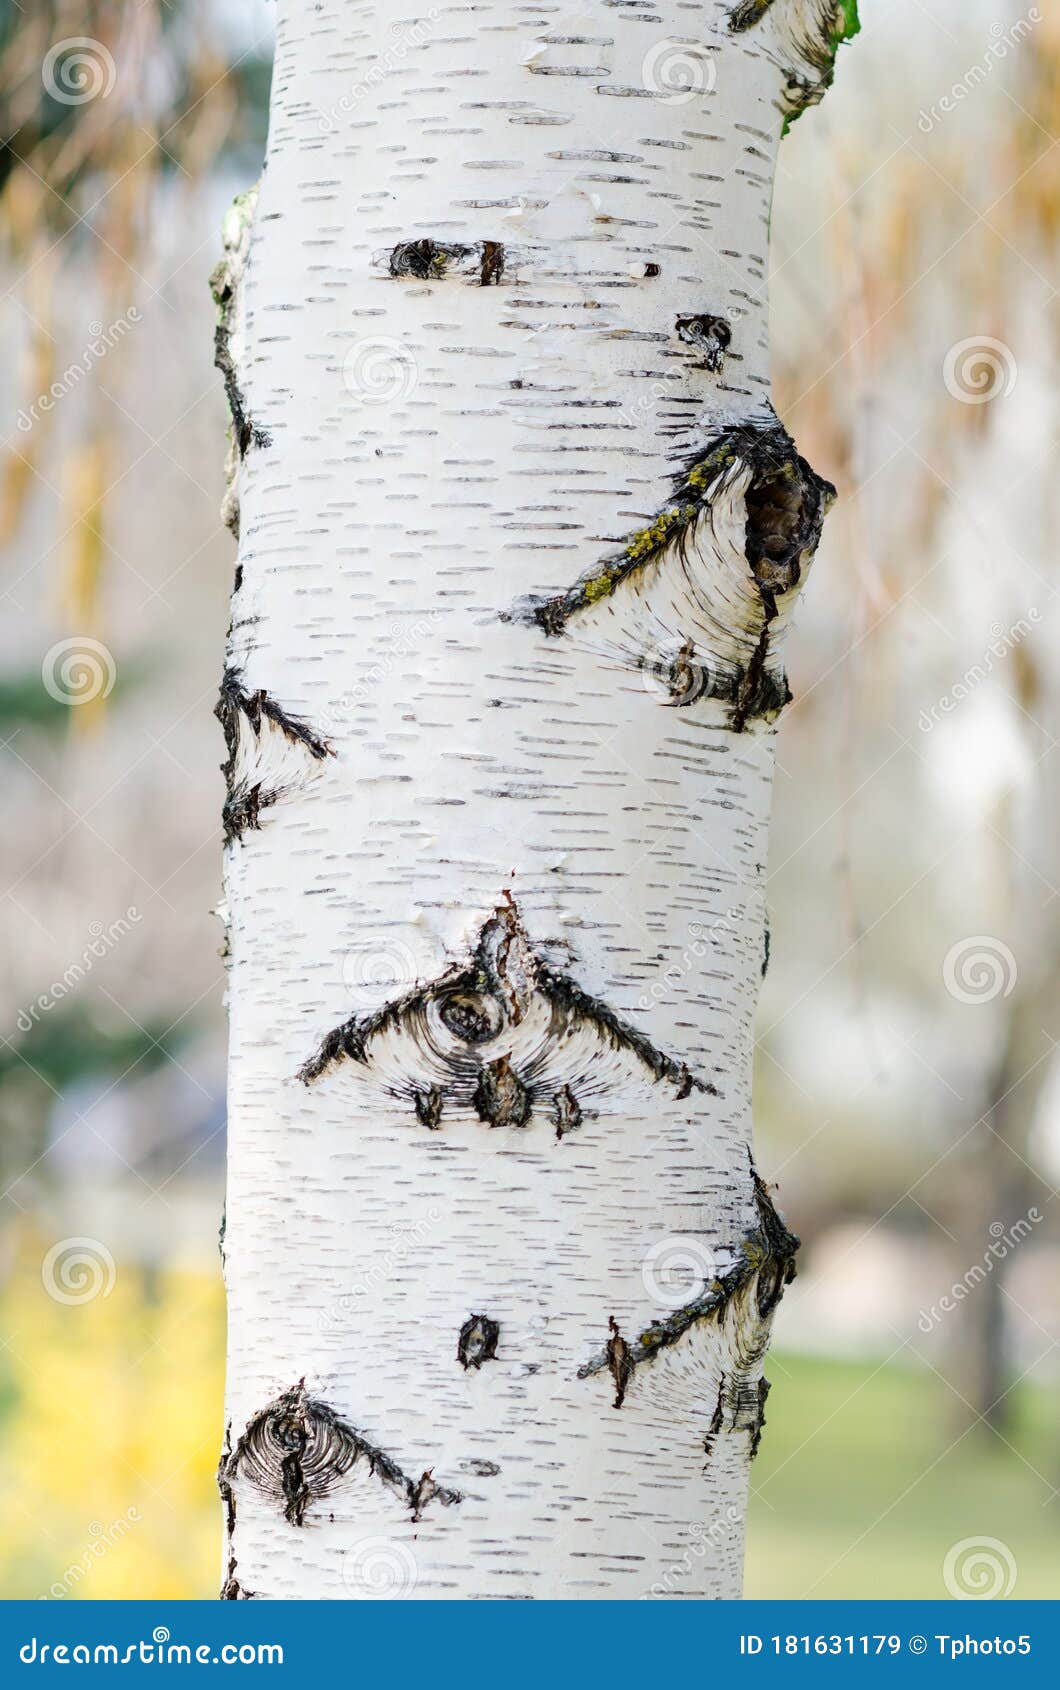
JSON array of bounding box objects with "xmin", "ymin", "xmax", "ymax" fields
[
  {"xmin": 749, "ymin": 1377, "xmax": 771, "ymax": 1459},
  {"xmin": 579, "ymin": 1166, "xmax": 799, "ymax": 1393},
  {"xmin": 214, "ymin": 326, "xmax": 272, "ymax": 458},
  {"xmin": 458, "ymin": 1314, "xmax": 500, "ymax": 1370},
  {"xmin": 510, "ymin": 413, "xmax": 835, "ymax": 731},
  {"xmin": 298, "ymin": 897, "xmax": 719, "ymax": 1114},
  {"xmin": 215, "ymin": 667, "xmax": 333, "ymax": 844},
  {"xmin": 210, "ymin": 187, "xmax": 270, "ymax": 465},
  {"xmin": 703, "ymin": 1370, "xmax": 771, "ymax": 1464},
  {"xmin": 223, "ymin": 1383, "xmax": 461, "ymax": 1526}
]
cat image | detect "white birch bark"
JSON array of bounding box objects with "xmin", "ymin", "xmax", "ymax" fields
[{"xmin": 216, "ymin": 0, "xmax": 856, "ymax": 1601}]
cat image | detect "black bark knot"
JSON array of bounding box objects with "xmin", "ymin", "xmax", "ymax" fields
[
  {"xmin": 224, "ymin": 1382, "xmax": 461, "ymax": 1526},
  {"xmin": 473, "ymin": 1054, "xmax": 531, "ymax": 1127},
  {"xmin": 458, "ymin": 1313, "xmax": 500, "ymax": 1371},
  {"xmin": 389, "ymin": 238, "xmax": 505, "ymax": 286},
  {"xmin": 553, "ymin": 1084, "xmax": 582, "ymax": 1139},
  {"xmin": 676, "ymin": 313, "xmax": 732, "ymax": 372}
]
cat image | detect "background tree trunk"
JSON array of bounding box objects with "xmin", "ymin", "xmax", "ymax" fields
[{"xmin": 216, "ymin": 0, "xmax": 857, "ymax": 1600}]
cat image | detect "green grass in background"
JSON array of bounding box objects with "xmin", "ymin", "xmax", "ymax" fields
[{"xmin": 748, "ymin": 1353, "xmax": 1059, "ymax": 1598}]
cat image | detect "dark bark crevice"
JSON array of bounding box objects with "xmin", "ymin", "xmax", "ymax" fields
[
  {"xmin": 223, "ymin": 1381, "xmax": 461, "ymax": 1527},
  {"xmin": 506, "ymin": 412, "xmax": 833, "ymax": 730},
  {"xmin": 704, "ymin": 1369, "xmax": 771, "ymax": 1463},
  {"xmin": 388, "ymin": 238, "xmax": 506, "ymax": 285},
  {"xmin": 213, "ymin": 321, "xmax": 272, "ymax": 458},
  {"xmin": 215, "ymin": 666, "xmax": 333, "ymax": 844},
  {"xmin": 299, "ymin": 896, "xmax": 720, "ymax": 1111},
  {"xmin": 458, "ymin": 1313, "xmax": 500, "ymax": 1370},
  {"xmin": 220, "ymin": 1557, "xmax": 255, "ymax": 1600},
  {"xmin": 578, "ymin": 1157, "xmax": 799, "ymax": 1391},
  {"xmin": 606, "ymin": 1316, "xmax": 634, "ymax": 1409},
  {"xmin": 676, "ymin": 313, "xmax": 732, "ymax": 372}
]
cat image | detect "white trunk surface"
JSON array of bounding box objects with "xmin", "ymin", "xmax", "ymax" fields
[{"xmin": 217, "ymin": 0, "xmax": 853, "ymax": 1601}]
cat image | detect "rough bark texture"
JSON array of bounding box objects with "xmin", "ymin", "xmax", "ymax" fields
[{"xmin": 217, "ymin": 0, "xmax": 854, "ymax": 1599}]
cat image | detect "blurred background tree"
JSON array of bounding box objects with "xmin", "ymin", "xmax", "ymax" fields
[{"xmin": 0, "ymin": 0, "xmax": 1056, "ymax": 1598}]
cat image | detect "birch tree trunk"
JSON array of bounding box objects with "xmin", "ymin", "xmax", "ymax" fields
[{"xmin": 215, "ymin": 0, "xmax": 857, "ymax": 1601}]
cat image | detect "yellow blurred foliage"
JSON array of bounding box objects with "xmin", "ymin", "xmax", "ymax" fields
[{"xmin": 0, "ymin": 1237, "xmax": 224, "ymax": 1600}]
